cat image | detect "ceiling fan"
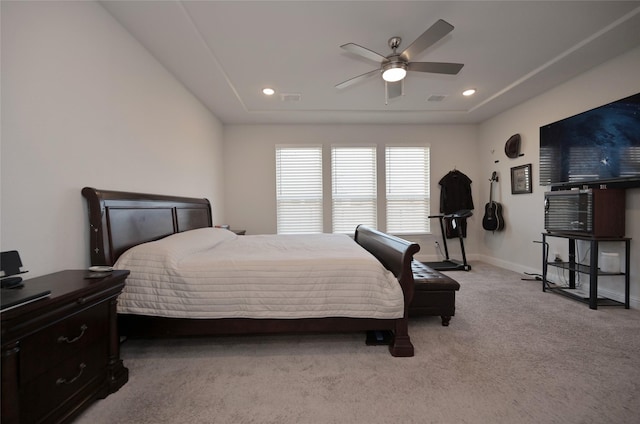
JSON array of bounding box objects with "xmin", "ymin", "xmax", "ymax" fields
[{"xmin": 335, "ymin": 19, "xmax": 464, "ymax": 102}]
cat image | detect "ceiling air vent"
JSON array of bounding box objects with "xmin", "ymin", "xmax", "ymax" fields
[
  {"xmin": 427, "ymin": 94, "xmax": 447, "ymax": 102},
  {"xmin": 280, "ymin": 93, "xmax": 301, "ymax": 102}
]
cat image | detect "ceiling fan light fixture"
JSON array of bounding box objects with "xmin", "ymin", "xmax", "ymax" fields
[
  {"xmin": 336, "ymin": 19, "xmax": 463, "ymax": 102},
  {"xmin": 382, "ymin": 62, "xmax": 407, "ymax": 82}
]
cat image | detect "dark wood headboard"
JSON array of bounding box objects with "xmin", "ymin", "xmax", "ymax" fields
[{"xmin": 82, "ymin": 187, "xmax": 212, "ymax": 266}]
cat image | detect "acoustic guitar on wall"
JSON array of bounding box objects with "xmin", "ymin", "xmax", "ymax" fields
[{"xmin": 482, "ymin": 171, "xmax": 505, "ymax": 231}]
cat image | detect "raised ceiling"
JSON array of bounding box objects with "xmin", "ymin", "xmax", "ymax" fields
[{"xmin": 101, "ymin": 1, "xmax": 640, "ymax": 125}]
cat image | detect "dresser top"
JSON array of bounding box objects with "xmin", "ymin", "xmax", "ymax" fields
[{"xmin": 1, "ymin": 270, "xmax": 129, "ymax": 323}]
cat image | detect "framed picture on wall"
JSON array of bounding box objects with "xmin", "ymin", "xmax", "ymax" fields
[{"xmin": 511, "ymin": 164, "xmax": 532, "ymax": 194}]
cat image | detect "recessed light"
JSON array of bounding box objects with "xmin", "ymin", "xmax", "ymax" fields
[
  {"xmin": 262, "ymin": 88, "xmax": 275, "ymax": 96},
  {"xmin": 462, "ymin": 88, "xmax": 476, "ymax": 96}
]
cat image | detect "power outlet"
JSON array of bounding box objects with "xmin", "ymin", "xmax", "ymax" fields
[{"xmin": 554, "ymin": 252, "xmax": 562, "ymax": 262}]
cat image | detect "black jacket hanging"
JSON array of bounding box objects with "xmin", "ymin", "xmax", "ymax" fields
[{"xmin": 439, "ymin": 170, "xmax": 474, "ymax": 238}]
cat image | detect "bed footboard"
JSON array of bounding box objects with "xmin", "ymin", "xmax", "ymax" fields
[{"xmin": 354, "ymin": 225, "xmax": 420, "ymax": 357}]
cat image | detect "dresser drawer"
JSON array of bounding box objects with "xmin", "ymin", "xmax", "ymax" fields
[
  {"xmin": 20, "ymin": 341, "xmax": 108, "ymax": 424},
  {"xmin": 19, "ymin": 301, "xmax": 109, "ymax": 384}
]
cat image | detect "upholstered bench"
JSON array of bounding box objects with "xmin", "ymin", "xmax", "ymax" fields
[{"xmin": 409, "ymin": 261, "xmax": 460, "ymax": 326}]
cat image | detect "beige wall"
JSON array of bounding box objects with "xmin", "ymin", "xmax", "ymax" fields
[
  {"xmin": 223, "ymin": 124, "xmax": 478, "ymax": 261},
  {"xmin": 1, "ymin": 1, "xmax": 225, "ymax": 277},
  {"xmin": 477, "ymin": 46, "xmax": 640, "ymax": 306}
]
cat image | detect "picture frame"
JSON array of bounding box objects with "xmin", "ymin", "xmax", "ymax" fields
[{"xmin": 511, "ymin": 163, "xmax": 532, "ymax": 194}]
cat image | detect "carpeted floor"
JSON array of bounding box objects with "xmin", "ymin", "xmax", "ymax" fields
[{"xmin": 76, "ymin": 262, "xmax": 640, "ymax": 423}]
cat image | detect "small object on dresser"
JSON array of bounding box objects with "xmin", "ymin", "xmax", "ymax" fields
[
  {"xmin": 88, "ymin": 265, "xmax": 113, "ymax": 272},
  {"xmin": 1, "ymin": 250, "xmax": 29, "ymax": 289},
  {"xmin": 1, "ymin": 277, "xmax": 24, "ymax": 289},
  {"xmin": 86, "ymin": 265, "xmax": 114, "ymax": 279}
]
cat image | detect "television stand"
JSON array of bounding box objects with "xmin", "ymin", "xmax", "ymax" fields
[{"xmin": 541, "ymin": 232, "xmax": 630, "ymax": 309}]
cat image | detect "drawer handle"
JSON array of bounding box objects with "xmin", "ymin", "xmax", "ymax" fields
[
  {"xmin": 56, "ymin": 363, "xmax": 86, "ymax": 386},
  {"xmin": 57, "ymin": 324, "xmax": 88, "ymax": 344}
]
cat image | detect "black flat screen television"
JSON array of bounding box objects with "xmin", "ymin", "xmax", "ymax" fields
[{"xmin": 539, "ymin": 92, "xmax": 640, "ymax": 189}]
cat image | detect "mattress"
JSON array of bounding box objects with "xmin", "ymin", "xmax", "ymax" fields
[{"xmin": 114, "ymin": 228, "xmax": 404, "ymax": 319}]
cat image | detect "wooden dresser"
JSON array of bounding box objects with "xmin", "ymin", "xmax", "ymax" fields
[{"xmin": 1, "ymin": 270, "xmax": 129, "ymax": 423}]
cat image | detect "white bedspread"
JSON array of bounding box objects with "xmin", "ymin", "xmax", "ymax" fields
[{"xmin": 114, "ymin": 228, "xmax": 404, "ymax": 319}]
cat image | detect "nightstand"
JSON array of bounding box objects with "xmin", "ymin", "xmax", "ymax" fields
[{"xmin": 1, "ymin": 270, "xmax": 129, "ymax": 424}]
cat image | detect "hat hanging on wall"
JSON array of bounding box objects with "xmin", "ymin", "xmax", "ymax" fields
[{"xmin": 504, "ymin": 133, "xmax": 522, "ymax": 158}]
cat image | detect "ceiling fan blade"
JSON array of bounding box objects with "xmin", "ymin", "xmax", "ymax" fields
[
  {"xmin": 340, "ymin": 43, "xmax": 387, "ymax": 63},
  {"xmin": 400, "ymin": 19, "xmax": 454, "ymax": 61},
  {"xmin": 335, "ymin": 69, "xmax": 380, "ymax": 90},
  {"xmin": 386, "ymin": 80, "xmax": 403, "ymax": 102},
  {"xmin": 408, "ymin": 61, "xmax": 464, "ymax": 75}
]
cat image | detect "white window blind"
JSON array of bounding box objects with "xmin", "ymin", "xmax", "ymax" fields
[
  {"xmin": 386, "ymin": 146, "xmax": 431, "ymax": 234},
  {"xmin": 331, "ymin": 146, "xmax": 377, "ymax": 233},
  {"xmin": 275, "ymin": 146, "xmax": 323, "ymax": 234}
]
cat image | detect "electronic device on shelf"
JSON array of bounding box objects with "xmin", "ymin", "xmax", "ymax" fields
[
  {"xmin": 0, "ymin": 250, "xmax": 52, "ymax": 313},
  {"xmin": 544, "ymin": 188, "xmax": 625, "ymax": 237},
  {"xmin": 1, "ymin": 250, "xmax": 28, "ymax": 289}
]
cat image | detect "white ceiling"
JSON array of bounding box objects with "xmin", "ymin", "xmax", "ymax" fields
[{"xmin": 101, "ymin": 1, "xmax": 640, "ymax": 125}]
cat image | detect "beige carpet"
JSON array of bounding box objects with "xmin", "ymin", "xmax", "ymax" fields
[{"xmin": 77, "ymin": 262, "xmax": 640, "ymax": 423}]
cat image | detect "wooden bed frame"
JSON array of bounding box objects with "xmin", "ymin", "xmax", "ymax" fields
[{"xmin": 82, "ymin": 187, "xmax": 420, "ymax": 357}]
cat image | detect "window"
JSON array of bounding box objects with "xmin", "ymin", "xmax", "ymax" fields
[
  {"xmin": 275, "ymin": 144, "xmax": 430, "ymax": 235},
  {"xmin": 275, "ymin": 146, "xmax": 323, "ymax": 234},
  {"xmin": 331, "ymin": 146, "xmax": 377, "ymax": 233},
  {"xmin": 386, "ymin": 146, "xmax": 430, "ymax": 234}
]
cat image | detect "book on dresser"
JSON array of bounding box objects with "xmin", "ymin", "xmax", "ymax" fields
[{"xmin": 1, "ymin": 287, "xmax": 51, "ymax": 312}]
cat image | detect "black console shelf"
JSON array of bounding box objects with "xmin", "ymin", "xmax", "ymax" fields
[
  {"xmin": 542, "ymin": 232, "xmax": 630, "ymax": 309},
  {"xmin": 547, "ymin": 261, "xmax": 626, "ymax": 276}
]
